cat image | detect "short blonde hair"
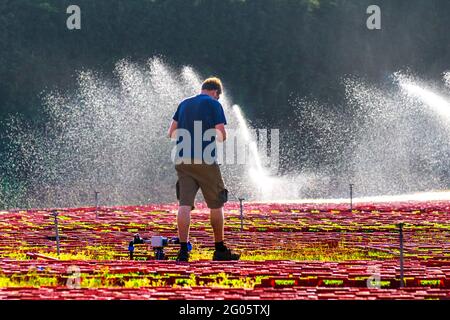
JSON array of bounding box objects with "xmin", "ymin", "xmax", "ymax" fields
[{"xmin": 201, "ymin": 77, "xmax": 223, "ymax": 94}]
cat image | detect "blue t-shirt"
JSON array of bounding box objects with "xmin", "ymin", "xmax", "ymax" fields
[{"xmin": 172, "ymin": 94, "xmax": 227, "ymax": 163}]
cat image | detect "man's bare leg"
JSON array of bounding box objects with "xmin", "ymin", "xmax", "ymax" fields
[
  {"xmin": 210, "ymin": 207, "xmax": 224, "ymax": 243},
  {"xmin": 210, "ymin": 207, "xmax": 240, "ymax": 260},
  {"xmin": 177, "ymin": 205, "xmax": 192, "ymax": 243}
]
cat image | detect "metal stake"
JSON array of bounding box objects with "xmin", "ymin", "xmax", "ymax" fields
[
  {"xmin": 95, "ymin": 191, "xmax": 100, "ymax": 219},
  {"xmin": 52, "ymin": 211, "xmax": 60, "ymax": 256},
  {"xmin": 239, "ymin": 198, "xmax": 245, "ymax": 232},
  {"xmin": 399, "ymin": 223, "xmax": 405, "ymax": 288},
  {"xmin": 349, "ymin": 184, "xmax": 354, "ymax": 212}
]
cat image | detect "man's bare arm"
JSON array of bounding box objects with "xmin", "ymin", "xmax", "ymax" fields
[
  {"xmin": 168, "ymin": 120, "xmax": 178, "ymax": 139},
  {"xmin": 215, "ymin": 123, "xmax": 227, "ymax": 142}
]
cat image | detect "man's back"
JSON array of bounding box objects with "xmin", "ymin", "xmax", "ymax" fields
[{"xmin": 173, "ymin": 94, "xmax": 227, "ymax": 162}]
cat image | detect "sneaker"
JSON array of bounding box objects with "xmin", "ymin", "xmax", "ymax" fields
[
  {"xmin": 176, "ymin": 249, "xmax": 190, "ymax": 262},
  {"xmin": 213, "ymin": 248, "xmax": 240, "ymax": 261}
]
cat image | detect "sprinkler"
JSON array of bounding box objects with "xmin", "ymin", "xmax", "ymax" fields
[
  {"xmin": 128, "ymin": 233, "xmax": 147, "ymax": 260},
  {"xmin": 151, "ymin": 236, "xmax": 192, "ymax": 260},
  {"xmin": 128, "ymin": 234, "xmax": 191, "ymax": 260},
  {"xmin": 238, "ymin": 198, "xmax": 245, "ymax": 231},
  {"xmin": 398, "ymin": 223, "xmax": 405, "ymax": 288},
  {"xmin": 349, "ymin": 184, "xmax": 354, "ymax": 212},
  {"xmin": 51, "ymin": 210, "xmax": 60, "ymax": 256},
  {"xmin": 94, "ymin": 191, "xmax": 100, "ymax": 219},
  {"xmin": 227, "ymin": 188, "xmax": 245, "ymax": 232}
]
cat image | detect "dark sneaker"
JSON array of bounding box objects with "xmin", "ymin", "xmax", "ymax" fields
[
  {"xmin": 176, "ymin": 249, "xmax": 190, "ymax": 262},
  {"xmin": 213, "ymin": 248, "xmax": 240, "ymax": 261}
]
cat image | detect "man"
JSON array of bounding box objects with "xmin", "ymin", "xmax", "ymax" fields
[{"xmin": 168, "ymin": 77, "xmax": 240, "ymax": 262}]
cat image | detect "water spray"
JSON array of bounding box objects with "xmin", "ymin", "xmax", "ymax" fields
[
  {"xmin": 3, "ymin": 61, "xmax": 450, "ymax": 207},
  {"xmin": 231, "ymin": 105, "xmax": 266, "ymax": 174},
  {"xmin": 444, "ymin": 71, "xmax": 450, "ymax": 88},
  {"xmin": 231, "ymin": 104, "xmax": 275, "ymax": 199},
  {"xmin": 400, "ymin": 81, "xmax": 450, "ymax": 123}
]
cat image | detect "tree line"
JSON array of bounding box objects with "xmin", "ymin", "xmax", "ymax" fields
[{"xmin": 1, "ymin": 0, "xmax": 450, "ymax": 141}]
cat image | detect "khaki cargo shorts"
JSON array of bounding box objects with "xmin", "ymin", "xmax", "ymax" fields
[{"xmin": 175, "ymin": 163, "xmax": 228, "ymax": 209}]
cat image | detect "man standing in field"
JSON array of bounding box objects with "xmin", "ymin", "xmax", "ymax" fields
[{"xmin": 168, "ymin": 77, "xmax": 240, "ymax": 262}]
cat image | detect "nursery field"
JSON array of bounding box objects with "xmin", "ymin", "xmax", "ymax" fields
[{"xmin": 0, "ymin": 201, "xmax": 449, "ymax": 300}]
